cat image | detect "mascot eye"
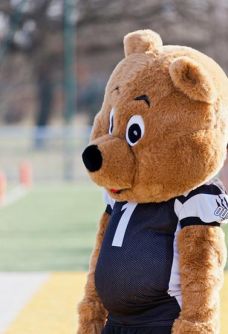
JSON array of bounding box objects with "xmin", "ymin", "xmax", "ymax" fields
[
  {"xmin": 109, "ymin": 109, "xmax": 115, "ymax": 135},
  {"xmin": 126, "ymin": 115, "xmax": 145, "ymax": 146}
]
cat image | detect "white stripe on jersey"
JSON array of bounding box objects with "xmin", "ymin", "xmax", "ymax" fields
[
  {"xmin": 175, "ymin": 193, "xmax": 228, "ymax": 224},
  {"xmin": 168, "ymin": 222, "xmax": 182, "ymax": 308},
  {"xmin": 112, "ymin": 202, "xmax": 137, "ymax": 247}
]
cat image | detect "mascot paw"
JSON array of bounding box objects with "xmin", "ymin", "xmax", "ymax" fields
[
  {"xmin": 78, "ymin": 298, "xmax": 106, "ymax": 322},
  {"xmin": 77, "ymin": 320, "xmax": 104, "ymax": 334},
  {"xmin": 77, "ymin": 299, "xmax": 106, "ymax": 334},
  {"xmin": 172, "ymin": 318, "xmax": 217, "ymax": 334}
]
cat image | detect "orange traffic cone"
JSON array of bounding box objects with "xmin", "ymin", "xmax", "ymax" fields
[
  {"xmin": 19, "ymin": 162, "xmax": 33, "ymax": 187},
  {"xmin": 0, "ymin": 171, "xmax": 7, "ymax": 204}
]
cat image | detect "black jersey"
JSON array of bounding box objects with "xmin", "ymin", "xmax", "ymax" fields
[{"xmin": 95, "ymin": 180, "xmax": 228, "ymax": 328}]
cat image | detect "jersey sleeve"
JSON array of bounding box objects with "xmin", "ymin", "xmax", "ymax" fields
[
  {"xmin": 174, "ymin": 180, "xmax": 228, "ymax": 228},
  {"xmin": 103, "ymin": 191, "xmax": 115, "ymax": 215}
]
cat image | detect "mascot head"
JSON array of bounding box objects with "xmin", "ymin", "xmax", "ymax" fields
[{"xmin": 82, "ymin": 30, "xmax": 228, "ymax": 203}]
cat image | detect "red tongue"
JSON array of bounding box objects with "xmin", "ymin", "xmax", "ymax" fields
[{"xmin": 110, "ymin": 189, "xmax": 119, "ymax": 193}]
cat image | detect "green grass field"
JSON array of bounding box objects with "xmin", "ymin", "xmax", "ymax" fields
[
  {"xmin": 0, "ymin": 183, "xmax": 228, "ymax": 272},
  {"xmin": 0, "ymin": 184, "xmax": 103, "ymax": 271}
]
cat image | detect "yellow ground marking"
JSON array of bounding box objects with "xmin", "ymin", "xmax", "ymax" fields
[
  {"xmin": 4, "ymin": 272, "xmax": 86, "ymax": 334},
  {"xmin": 4, "ymin": 272, "xmax": 228, "ymax": 334},
  {"xmin": 221, "ymin": 272, "xmax": 228, "ymax": 334}
]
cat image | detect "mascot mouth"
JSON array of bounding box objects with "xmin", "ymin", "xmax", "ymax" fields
[
  {"xmin": 109, "ymin": 187, "xmax": 131, "ymax": 194},
  {"xmin": 110, "ymin": 188, "xmax": 122, "ymax": 194}
]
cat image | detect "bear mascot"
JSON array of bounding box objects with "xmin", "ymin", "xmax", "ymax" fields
[{"xmin": 79, "ymin": 30, "xmax": 228, "ymax": 334}]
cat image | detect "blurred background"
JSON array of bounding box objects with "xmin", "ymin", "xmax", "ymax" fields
[{"xmin": 0, "ymin": 1, "xmax": 228, "ymax": 334}]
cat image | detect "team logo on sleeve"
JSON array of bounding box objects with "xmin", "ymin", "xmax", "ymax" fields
[{"xmin": 214, "ymin": 195, "xmax": 228, "ymax": 219}]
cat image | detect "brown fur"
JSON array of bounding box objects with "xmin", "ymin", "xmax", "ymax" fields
[
  {"xmin": 77, "ymin": 212, "xmax": 109, "ymax": 334},
  {"xmin": 124, "ymin": 30, "xmax": 162, "ymax": 56},
  {"xmin": 79, "ymin": 30, "xmax": 228, "ymax": 334},
  {"xmin": 169, "ymin": 56, "xmax": 217, "ymax": 103},
  {"xmin": 172, "ymin": 226, "xmax": 226, "ymax": 333}
]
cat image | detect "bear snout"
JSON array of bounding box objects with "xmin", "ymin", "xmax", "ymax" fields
[
  {"xmin": 82, "ymin": 136, "xmax": 136, "ymax": 192},
  {"xmin": 82, "ymin": 145, "xmax": 103, "ymax": 172}
]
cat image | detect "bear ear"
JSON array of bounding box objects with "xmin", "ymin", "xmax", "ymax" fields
[
  {"xmin": 169, "ymin": 56, "xmax": 217, "ymax": 103},
  {"xmin": 124, "ymin": 30, "xmax": 162, "ymax": 57}
]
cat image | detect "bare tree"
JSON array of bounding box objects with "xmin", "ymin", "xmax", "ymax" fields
[{"xmin": 1, "ymin": 0, "xmax": 228, "ymax": 126}]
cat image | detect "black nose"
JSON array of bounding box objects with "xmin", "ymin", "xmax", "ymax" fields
[{"xmin": 82, "ymin": 145, "xmax": 103, "ymax": 172}]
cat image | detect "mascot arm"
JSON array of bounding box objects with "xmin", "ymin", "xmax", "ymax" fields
[
  {"xmin": 77, "ymin": 211, "xmax": 109, "ymax": 334},
  {"xmin": 172, "ymin": 225, "xmax": 226, "ymax": 334}
]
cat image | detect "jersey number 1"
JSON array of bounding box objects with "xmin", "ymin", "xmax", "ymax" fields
[{"xmin": 112, "ymin": 202, "xmax": 137, "ymax": 247}]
